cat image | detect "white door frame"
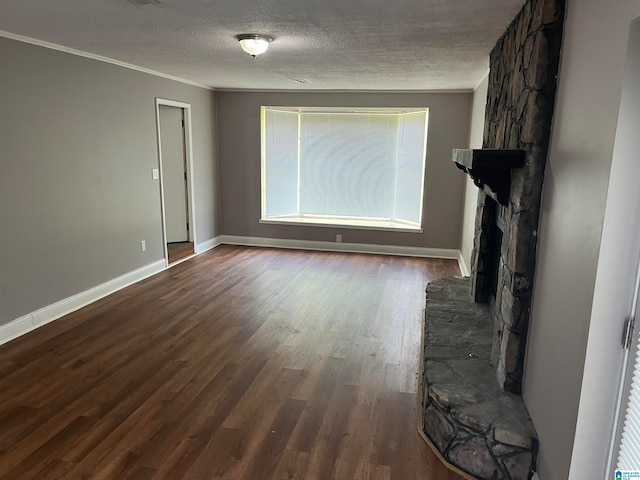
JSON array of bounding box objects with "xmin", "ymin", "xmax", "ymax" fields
[{"xmin": 155, "ymin": 98, "xmax": 197, "ymax": 266}]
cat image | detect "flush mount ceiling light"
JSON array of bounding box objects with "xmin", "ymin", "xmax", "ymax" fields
[{"xmin": 236, "ymin": 34, "xmax": 272, "ymax": 58}]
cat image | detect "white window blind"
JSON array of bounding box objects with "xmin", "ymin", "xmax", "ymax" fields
[
  {"xmin": 261, "ymin": 107, "xmax": 429, "ymax": 230},
  {"xmin": 613, "ymin": 261, "xmax": 640, "ymax": 476},
  {"xmin": 617, "ymin": 330, "xmax": 640, "ymax": 471},
  {"xmin": 263, "ymin": 109, "xmax": 299, "ymax": 217}
]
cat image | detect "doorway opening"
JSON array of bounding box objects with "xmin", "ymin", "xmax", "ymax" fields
[{"xmin": 155, "ymin": 99, "xmax": 196, "ymax": 266}]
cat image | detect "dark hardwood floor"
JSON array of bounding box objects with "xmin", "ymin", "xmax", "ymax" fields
[{"xmin": 0, "ymin": 245, "xmax": 463, "ymax": 479}]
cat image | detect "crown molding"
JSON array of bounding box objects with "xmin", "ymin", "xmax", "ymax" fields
[{"xmin": 0, "ymin": 29, "xmax": 214, "ymax": 91}]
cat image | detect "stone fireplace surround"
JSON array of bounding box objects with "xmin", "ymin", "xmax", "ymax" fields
[
  {"xmin": 420, "ymin": 0, "xmax": 564, "ymax": 478},
  {"xmin": 472, "ymin": 0, "xmax": 564, "ymax": 395}
]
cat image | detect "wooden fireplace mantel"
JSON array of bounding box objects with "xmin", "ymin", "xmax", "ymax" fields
[{"xmin": 452, "ymin": 149, "xmax": 525, "ymax": 206}]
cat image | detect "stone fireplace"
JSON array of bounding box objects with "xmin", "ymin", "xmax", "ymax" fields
[
  {"xmin": 421, "ymin": 0, "xmax": 565, "ymax": 478},
  {"xmin": 469, "ymin": 0, "xmax": 565, "ymax": 392},
  {"xmin": 457, "ymin": 0, "xmax": 566, "ymax": 394}
]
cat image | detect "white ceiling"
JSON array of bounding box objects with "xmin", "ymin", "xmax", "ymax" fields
[{"xmin": 0, "ymin": 0, "xmax": 525, "ymax": 91}]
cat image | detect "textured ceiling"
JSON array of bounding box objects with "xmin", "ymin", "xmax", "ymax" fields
[{"xmin": 0, "ymin": 0, "xmax": 526, "ymax": 91}]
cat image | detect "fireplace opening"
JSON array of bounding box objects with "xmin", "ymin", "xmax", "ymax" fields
[
  {"xmin": 489, "ymin": 225, "xmax": 503, "ymax": 300},
  {"xmin": 489, "ymin": 200, "xmax": 506, "ymax": 302}
]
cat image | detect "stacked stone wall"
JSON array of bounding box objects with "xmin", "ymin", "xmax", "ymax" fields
[{"xmin": 470, "ymin": 0, "xmax": 565, "ymax": 393}]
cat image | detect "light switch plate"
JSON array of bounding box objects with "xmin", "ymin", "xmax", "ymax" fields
[{"xmin": 152, "ymin": 168, "xmax": 159, "ymax": 180}]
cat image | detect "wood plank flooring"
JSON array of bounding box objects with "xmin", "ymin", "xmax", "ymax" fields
[{"xmin": 0, "ymin": 245, "xmax": 463, "ymax": 479}]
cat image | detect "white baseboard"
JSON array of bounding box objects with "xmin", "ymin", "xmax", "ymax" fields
[
  {"xmin": 0, "ymin": 259, "xmax": 166, "ymax": 347},
  {"xmin": 218, "ymin": 235, "xmax": 461, "ymax": 260},
  {"xmin": 1, "ymin": 237, "xmax": 460, "ymax": 347},
  {"xmin": 0, "ymin": 314, "xmax": 34, "ymax": 346},
  {"xmin": 195, "ymin": 237, "xmax": 221, "ymax": 254},
  {"xmin": 458, "ymin": 251, "xmax": 471, "ymax": 277}
]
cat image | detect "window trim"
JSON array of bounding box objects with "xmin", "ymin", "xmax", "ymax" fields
[
  {"xmin": 259, "ymin": 215, "xmax": 424, "ymax": 233},
  {"xmin": 260, "ymin": 106, "xmax": 429, "ymax": 232}
]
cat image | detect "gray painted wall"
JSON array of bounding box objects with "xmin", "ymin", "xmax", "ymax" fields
[
  {"xmin": 459, "ymin": 75, "xmax": 488, "ymax": 273},
  {"xmin": 216, "ymin": 91, "xmax": 471, "ymax": 249},
  {"xmin": 572, "ymin": 16, "xmax": 640, "ymax": 478},
  {"xmin": 523, "ymin": 2, "xmax": 640, "ymax": 479},
  {"xmin": 0, "ymin": 37, "xmax": 219, "ymax": 326}
]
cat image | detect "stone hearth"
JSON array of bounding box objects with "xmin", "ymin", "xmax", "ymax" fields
[{"xmin": 422, "ymin": 278, "xmax": 537, "ymax": 479}]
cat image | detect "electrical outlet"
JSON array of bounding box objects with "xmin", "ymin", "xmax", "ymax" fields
[
  {"xmin": 140, "ymin": 240, "xmax": 146, "ymax": 252},
  {"xmin": 336, "ymin": 234, "xmax": 342, "ymax": 243}
]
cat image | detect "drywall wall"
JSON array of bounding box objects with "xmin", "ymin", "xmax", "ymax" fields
[
  {"xmin": 459, "ymin": 75, "xmax": 489, "ymax": 273},
  {"xmin": 0, "ymin": 36, "xmax": 218, "ymax": 326},
  {"xmin": 569, "ymin": 14, "xmax": 640, "ymax": 479},
  {"xmin": 523, "ymin": 2, "xmax": 640, "ymax": 479},
  {"xmin": 216, "ymin": 91, "xmax": 472, "ymax": 249}
]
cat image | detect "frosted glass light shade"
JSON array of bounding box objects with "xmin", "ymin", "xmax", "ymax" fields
[{"xmin": 237, "ymin": 34, "xmax": 272, "ymax": 57}]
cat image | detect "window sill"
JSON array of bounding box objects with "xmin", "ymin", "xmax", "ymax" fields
[{"xmin": 260, "ymin": 216, "xmax": 423, "ymax": 233}]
